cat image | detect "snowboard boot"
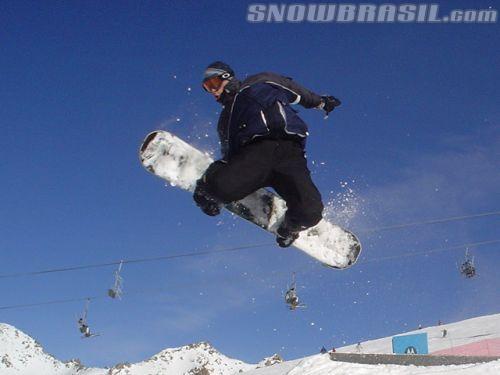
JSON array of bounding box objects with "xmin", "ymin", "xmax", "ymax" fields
[
  {"xmin": 276, "ymin": 225, "xmax": 300, "ymax": 248},
  {"xmin": 193, "ymin": 179, "xmax": 223, "ymax": 217}
]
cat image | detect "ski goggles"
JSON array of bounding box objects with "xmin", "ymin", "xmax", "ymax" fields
[
  {"xmin": 202, "ymin": 68, "xmax": 232, "ymax": 92},
  {"xmin": 202, "ymin": 75, "xmax": 225, "ymax": 92}
]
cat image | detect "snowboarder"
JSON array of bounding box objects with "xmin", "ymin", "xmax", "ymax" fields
[{"xmin": 194, "ymin": 61, "xmax": 341, "ymax": 247}]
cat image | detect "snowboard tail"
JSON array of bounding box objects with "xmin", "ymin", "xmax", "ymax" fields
[{"xmin": 139, "ymin": 130, "xmax": 361, "ymax": 269}]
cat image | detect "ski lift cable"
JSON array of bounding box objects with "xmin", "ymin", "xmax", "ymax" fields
[
  {"xmin": 0, "ymin": 235, "xmax": 498, "ymax": 282},
  {"xmin": 0, "ymin": 239, "xmax": 496, "ymax": 312},
  {"xmin": 0, "ymin": 242, "xmax": 272, "ymax": 280},
  {"xmin": 0, "ymin": 239, "xmax": 498, "ymax": 312},
  {"xmin": 273, "ymin": 239, "xmax": 493, "ymax": 279},
  {"xmin": 358, "ymin": 239, "xmax": 500, "ymax": 265},
  {"xmin": 0, "ymin": 296, "xmax": 100, "ymax": 311},
  {"xmin": 0, "ymin": 274, "xmax": 277, "ymax": 311},
  {"xmin": 361, "ymin": 210, "xmax": 500, "ymax": 233},
  {"xmin": 0, "ymin": 209, "xmax": 497, "ymax": 281},
  {"xmin": 0, "ymin": 275, "xmax": 249, "ymax": 311},
  {"xmin": 0, "ymin": 280, "xmax": 223, "ymax": 311}
]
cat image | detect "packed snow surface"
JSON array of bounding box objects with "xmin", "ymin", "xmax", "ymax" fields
[
  {"xmin": 339, "ymin": 313, "xmax": 500, "ymax": 355},
  {"xmin": 2, "ymin": 313, "xmax": 500, "ymax": 374},
  {"xmin": 244, "ymin": 354, "xmax": 500, "ymax": 375}
]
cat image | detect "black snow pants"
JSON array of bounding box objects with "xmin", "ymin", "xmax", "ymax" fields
[{"xmin": 202, "ymin": 139, "xmax": 324, "ymax": 232}]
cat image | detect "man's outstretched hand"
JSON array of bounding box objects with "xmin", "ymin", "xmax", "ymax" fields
[{"xmin": 319, "ymin": 96, "xmax": 342, "ymax": 116}]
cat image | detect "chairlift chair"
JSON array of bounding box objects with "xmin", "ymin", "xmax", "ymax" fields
[
  {"xmin": 284, "ymin": 273, "xmax": 306, "ymax": 310},
  {"xmin": 77, "ymin": 299, "xmax": 100, "ymax": 338},
  {"xmin": 460, "ymin": 249, "xmax": 476, "ymax": 278}
]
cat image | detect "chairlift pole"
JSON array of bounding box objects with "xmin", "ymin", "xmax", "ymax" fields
[{"xmin": 108, "ymin": 260, "xmax": 124, "ymax": 299}]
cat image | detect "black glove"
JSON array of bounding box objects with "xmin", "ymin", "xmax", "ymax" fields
[
  {"xmin": 320, "ymin": 96, "xmax": 341, "ymax": 115},
  {"xmin": 193, "ymin": 179, "xmax": 222, "ymax": 216}
]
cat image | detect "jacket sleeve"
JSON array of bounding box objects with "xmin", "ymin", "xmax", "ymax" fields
[{"xmin": 262, "ymin": 72, "xmax": 324, "ymax": 109}]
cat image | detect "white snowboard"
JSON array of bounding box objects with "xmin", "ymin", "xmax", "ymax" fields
[{"xmin": 139, "ymin": 130, "xmax": 361, "ymax": 269}]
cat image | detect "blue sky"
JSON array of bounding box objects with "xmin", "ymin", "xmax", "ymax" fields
[{"xmin": 1, "ymin": 0, "xmax": 499, "ymax": 368}]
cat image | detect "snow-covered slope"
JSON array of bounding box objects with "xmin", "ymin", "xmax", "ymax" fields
[
  {"xmin": 246, "ymin": 313, "xmax": 500, "ymax": 375},
  {"xmin": 108, "ymin": 342, "xmax": 254, "ymax": 374},
  {"xmin": 338, "ymin": 313, "xmax": 500, "ymax": 355},
  {"xmin": 0, "ymin": 323, "xmax": 100, "ymax": 374},
  {"xmin": 0, "ymin": 323, "xmax": 272, "ymax": 375},
  {"xmin": 243, "ymin": 354, "xmax": 500, "ymax": 375},
  {"xmin": 2, "ymin": 314, "xmax": 500, "ymax": 375}
]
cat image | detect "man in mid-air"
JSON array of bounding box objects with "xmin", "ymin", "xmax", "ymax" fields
[{"xmin": 194, "ymin": 62, "xmax": 341, "ymax": 247}]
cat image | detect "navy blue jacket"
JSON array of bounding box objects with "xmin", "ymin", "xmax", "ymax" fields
[{"xmin": 217, "ymin": 72, "xmax": 323, "ymax": 160}]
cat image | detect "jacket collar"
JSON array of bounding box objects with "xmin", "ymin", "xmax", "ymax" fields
[{"xmin": 218, "ymin": 78, "xmax": 241, "ymax": 105}]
